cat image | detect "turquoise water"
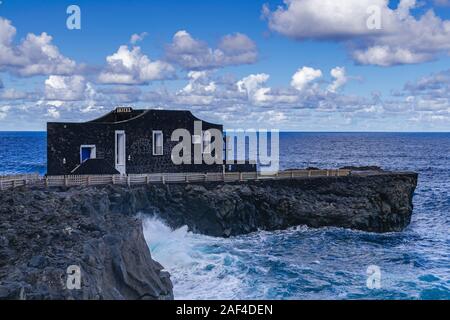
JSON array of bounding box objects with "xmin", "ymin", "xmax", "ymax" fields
[{"xmin": 1, "ymin": 132, "xmax": 449, "ymax": 299}]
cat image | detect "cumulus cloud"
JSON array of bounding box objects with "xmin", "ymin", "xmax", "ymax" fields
[
  {"xmin": 328, "ymin": 67, "xmax": 348, "ymax": 92},
  {"xmin": 263, "ymin": 0, "xmax": 450, "ymax": 66},
  {"xmin": 0, "ymin": 17, "xmax": 77, "ymax": 76},
  {"xmin": 165, "ymin": 30, "xmax": 258, "ymax": 70},
  {"xmin": 45, "ymin": 75, "xmax": 87, "ymax": 101},
  {"xmin": 291, "ymin": 67, "xmax": 322, "ymax": 91},
  {"xmin": 130, "ymin": 32, "xmax": 148, "ymax": 44},
  {"xmin": 237, "ymin": 73, "xmax": 298, "ymax": 105},
  {"xmin": 174, "ymin": 71, "xmax": 217, "ymax": 105},
  {"xmin": 46, "ymin": 107, "xmax": 60, "ymax": 119},
  {"xmin": 98, "ymin": 45, "xmax": 175, "ymax": 84}
]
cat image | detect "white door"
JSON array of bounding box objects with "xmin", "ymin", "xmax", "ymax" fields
[{"xmin": 115, "ymin": 130, "xmax": 126, "ymax": 175}]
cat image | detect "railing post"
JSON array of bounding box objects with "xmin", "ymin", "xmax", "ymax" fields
[
  {"xmin": 291, "ymin": 171, "xmax": 294, "ymax": 179},
  {"xmin": 0, "ymin": 180, "xmax": 3, "ymax": 191},
  {"xmin": 162, "ymin": 174, "xmax": 165, "ymax": 185},
  {"xmin": 185, "ymin": 174, "xmax": 189, "ymax": 183},
  {"xmin": 45, "ymin": 177, "xmax": 49, "ymax": 188},
  {"xmin": 64, "ymin": 176, "xmax": 68, "ymax": 187},
  {"xmin": 112, "ymin": 175, "xmax": 115, "ymax": 185},
  {"xmin": 127, "ymin": 175, "xmax": 131, "ymax": 187},
  {"xmin": 87, "ymin": 176, "xmax": 91, "ymax": 186},
  {"xmin": 239, "ymin": 172, "xmax": 243, "ymax": 182},
  {"xmin": 146, "ymin": 175, "xmax": 150, "ymax": 185},
  {"xmin": 308, "ymin": 170, "xmax": 311, "ymax": 178}
]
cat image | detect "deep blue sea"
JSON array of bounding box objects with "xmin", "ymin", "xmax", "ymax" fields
[{"xmin": 1, "ymin": 132, "xmax": 449, "ymax": 299}]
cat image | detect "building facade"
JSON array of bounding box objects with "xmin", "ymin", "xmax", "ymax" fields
[{"xmin": 47, "ymin": 107, "xmax": 240, "ymax": 175}]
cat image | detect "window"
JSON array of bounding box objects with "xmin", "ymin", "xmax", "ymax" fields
[
  {"xmin": 153, "ymin": 131, "xmax": 163, "ymax": 155},
  {"xmin": 115, "ymin": 131, "xmax": 125, "ymax": 166},
  {"xmin": 80, "ymin": 145, "xmax": 96, "ymax": 163}
]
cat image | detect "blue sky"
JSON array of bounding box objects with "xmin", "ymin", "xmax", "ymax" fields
[{"xmin": 0, "ymin": 0, "xmax": 449, "ymax": 131}]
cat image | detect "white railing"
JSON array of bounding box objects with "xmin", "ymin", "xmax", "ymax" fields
[{"xmin": 0, "ymin": 169, "xmax": 351, "ymax": 191}]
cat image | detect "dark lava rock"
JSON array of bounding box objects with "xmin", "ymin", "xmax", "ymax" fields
[
  {"xmin": 0, "ymin": 170, "xmax": 418, "ymax": 299},
  {"xmin": 142, "ymin": 172, "xmax": 418, "ymax": 237},
  {"xmin": 0, "ymin": 187, "xmax": 173, "ymax": 300}
]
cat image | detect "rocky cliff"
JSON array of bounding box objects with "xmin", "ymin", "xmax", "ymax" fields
[
  {"xmin": 0, "ymin": 187, "xmax": 173, "ymax": 300},
  {"xmin": 139, "ymin": 171, "xmax": 418, "ymax": 236},
  {"xmin": 0, "ymin": 170, "xmax": 417, "ymax": 299}
]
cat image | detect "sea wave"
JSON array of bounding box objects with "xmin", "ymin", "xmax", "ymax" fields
[{"xmin": 141, "ymin": 216, "xmax": 450, "ymax": 300}]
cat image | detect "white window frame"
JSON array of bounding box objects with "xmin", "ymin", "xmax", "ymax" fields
[
  {"xmin": 80, "ymin": 145, "xmax": 96, "ymax": 164},
  {"xmin": 153, "ymin": 130, "xmax": 164, "ymax": 156},
  {"xmin": 115, "ymin": 130, "xmax": 126, "ymax": 166}
]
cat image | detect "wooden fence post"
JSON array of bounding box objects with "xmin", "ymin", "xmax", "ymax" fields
[
  {"xmin": 308, "ymin": 170, "xmax": 311, "ymax": 178},
  {"xmin": 291, "ymin": 171, "xmax": 294, "ymax": 179},
  {"xmin": 0, "ymin": 180, "xmax": 3, "ymax": 191},
  {"xmin": 12, "ymin": 180, "xmax": 16, "ymax": 189},
  {"xmin": 162, "ymin": 175, "xmax": 165, "ymax": 184},
  {"xmin": 87, "ymin": 176, "xmax": 91, "ymax": 186},
  {"xmin": 127, "ymin": 176, "xmax": 131, "ymax": 187},
  {"xmin": 146, "ymin": 175, "xmax": 150, "ymax": 185},
  {"xmin": 239, "ymin": 172, "xmax": 243, "ymax": 182}
]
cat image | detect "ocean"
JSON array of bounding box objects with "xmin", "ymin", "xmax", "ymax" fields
[{"xmin": 1, "ymin": 132, "xmax": 449, "ymax": 299}]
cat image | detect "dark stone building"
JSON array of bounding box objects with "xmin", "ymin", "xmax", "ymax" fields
[{"xmin": 47, "ymin": 107, "xmax": 253, "ymax": 176}]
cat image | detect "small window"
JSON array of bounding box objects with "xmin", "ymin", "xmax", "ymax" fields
[
  {"xmin": 153, "ymin": 131, "xmax": 163, "ymax": 155},
  {"xmin": 202, "ymin": 130, "xmax": 212, "ymax": 154},
  {"xmin": 80, "ymin": 145, "xmax": 96, "ymax": 163}
]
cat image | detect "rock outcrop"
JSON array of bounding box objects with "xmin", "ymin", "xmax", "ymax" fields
[
  {"xmin": 0, "ymin": 187, "xmax": 173, "ymax": 300},
  {"xmin": 141, "ymin": 171, "xmax": 418, "ymax": 236},
  {"xmin": 0, "ymin": 170, "xmax": 417, "ymax": 299}
]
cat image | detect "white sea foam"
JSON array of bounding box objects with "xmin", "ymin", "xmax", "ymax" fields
[{"xmin": 141, "ymin": 216, "xmax": 246, "ymax": 300}]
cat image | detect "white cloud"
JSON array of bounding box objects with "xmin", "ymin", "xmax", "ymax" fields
[
  {"xmin": 291, "ymin": 67, "xmax": 322, "ymax": 91},
  {"xmin": 328, "ymin": 67, "xmax": 348, "ymax": 92},
  {"xmin": 0, "ymin": 17, "xmax": 77, "ymax": 76},
  {"xmin": 130, "ymin": 32, "xmax": 148, "ymax": 45},
  {"xmin": 98, "ymin": 45, "xmax": 175, "ymax": 84},
  {"xmin": 165, "ymin": 30, "xmax": 258, "ymax": 70},
  {"xmin": 46, "ymin": 107, "xmax": 60, "ymax": 119},
  {"xmin": 264, "ymin": 0, "xmax": 450, "ymax": 66},
  {"xmin": 263, "ymin": 0, "xmax": 386, "ymax": 39},
  {"xmin": 237, "ymin": 73, "xmax": 298, "ymax": 105},
  {"xmin": 0, "ymin": 106, "xmax": 11, "ymax": 120},
  {"xmin": 45, "ymin": 75, "xmax": 87, "ymax": 101},
  {"xmin": 0, "ymin": 88, "xmax": 28, "ymax": 100},
  {"xmin": 174, "ymin": 71, "xmax": 217, "ymax": 105}
]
